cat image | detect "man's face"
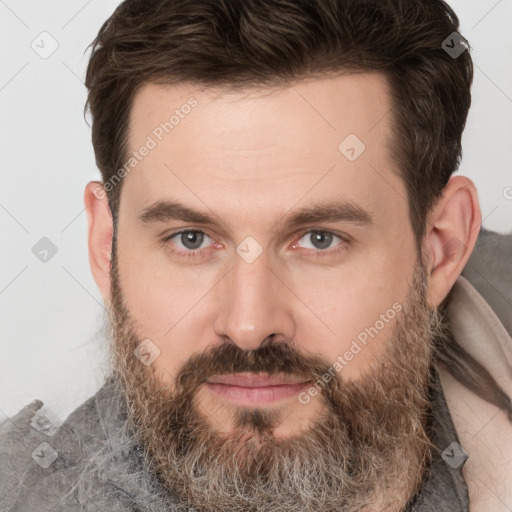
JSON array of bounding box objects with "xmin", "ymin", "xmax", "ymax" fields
[{"xmin": 106, "ymin": 74, "xmax": 442, "ymax": 511}]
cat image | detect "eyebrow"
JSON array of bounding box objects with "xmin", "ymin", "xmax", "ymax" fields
[{"xmin": 139, "ymin": 198, "xmax": 373, "ymax": 232}]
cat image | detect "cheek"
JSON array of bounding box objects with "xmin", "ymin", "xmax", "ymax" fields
[
  {"xmin": 290, "ymin": 254, "xmax": 414, "ymax": 379},
  {"xmin": 117, "ymin": 271, "xmax": 211, "ymax": 347},
  {"xmin": 115, "ymin": 237, "xmax": 218, "ymax": 378},
  {"xmin": 301, "ymin": 293, "xmax": 400, "ymax": 380},
  {"xmin": 116, "ymin": 228, "xmax": 201, "ymax": 324}
]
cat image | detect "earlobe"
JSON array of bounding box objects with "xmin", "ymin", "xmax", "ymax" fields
[
  {"xmin": 84, "ymin": 181, "xmax": 113, "ymax": 306},
  {"xmin": 424, "ymin": 176, "xmax": 482, "ymax": 308}
]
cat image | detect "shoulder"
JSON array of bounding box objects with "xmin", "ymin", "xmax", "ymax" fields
[
  {"xmin": 462, "ymin": 226, "xmax": 512, "ymax": 336},
  {"xmin": 0, "ymin": 386, "xmax": 109, "ymax": 511},
  {"xmin": 0, "ymin": 398, "xmax": 51, "ymax": 510}
]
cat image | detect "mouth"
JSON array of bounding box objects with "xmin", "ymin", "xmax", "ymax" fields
[{"xmin": 204, "ymin": 372, "xmax": 312, "ymax": 406}]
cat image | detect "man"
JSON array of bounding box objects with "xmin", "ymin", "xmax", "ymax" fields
[{"xmin": 1, "ymin": 0, "xmax": 511, "ymax": 511}]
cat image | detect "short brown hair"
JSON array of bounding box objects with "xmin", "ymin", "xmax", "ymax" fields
[{"xmin": 84, "ymin": 0, "xmax": 473, "ymax": 249}]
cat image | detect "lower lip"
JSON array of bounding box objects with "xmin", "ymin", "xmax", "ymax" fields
[{"xmin": 204, "ymin": 382, "xmax": 310, "ymax": 406}]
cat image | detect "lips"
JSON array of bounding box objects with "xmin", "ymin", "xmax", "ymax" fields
[
  {"xmin": 206, "ymin": 372, "xmax": 309, "ymax": 387},
  {"xmin": 204, "ymin": 373, "xmax": 312, "ymax": 406}
]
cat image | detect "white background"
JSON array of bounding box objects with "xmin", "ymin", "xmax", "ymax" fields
[{"xmin": 1, "ymin": 0, "xmax": 511, "ymax": 423}]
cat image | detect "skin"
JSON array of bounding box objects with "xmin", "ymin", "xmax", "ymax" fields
[{"xmin": 84, "ymin": 72, "xmax": 482, "ymax": 510}]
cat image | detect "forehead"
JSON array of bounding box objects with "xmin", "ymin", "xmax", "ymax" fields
[
  {"xmin": 121, "ymin": 73, "xmax": 406, "ymax": 232},
  {"xmin": 128, "ymin": 72, "xmax": 393, "ymax": 154}
]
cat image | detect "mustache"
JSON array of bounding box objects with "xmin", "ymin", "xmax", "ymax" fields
[{"xmin": 173, "ymin": 340, "xmax": 334, "ymax": 396}]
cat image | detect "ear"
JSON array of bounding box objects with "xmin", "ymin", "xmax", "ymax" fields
[
  {"xmin": 84, "ymin": 181, "xmax": 113, "ymax": 306},
  {"xmin": 424, "ymin": 175, "xmax": 482, "ymax": 308}
]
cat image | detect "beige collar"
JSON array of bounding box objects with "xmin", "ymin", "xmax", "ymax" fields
[{"xmin": 441, "ymin": 275, "xmax": 512, "ymax": 511}]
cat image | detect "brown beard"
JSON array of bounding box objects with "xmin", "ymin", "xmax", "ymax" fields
[{"xmin": 105, "ymin": 251, "xmax": 445, "ymax": 512}]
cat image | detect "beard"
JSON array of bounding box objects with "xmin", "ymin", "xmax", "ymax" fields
[{"xmin": 104, "ymin": 250, "xmax": 447, "ymax": 512}]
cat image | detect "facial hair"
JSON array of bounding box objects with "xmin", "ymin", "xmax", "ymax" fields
[{"xmin": 105, "ymin": 253, "xmax": 447, "ymax": 512}]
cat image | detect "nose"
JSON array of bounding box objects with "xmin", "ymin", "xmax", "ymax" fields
[{"xmin": 212, "ymin": 250, "xmax": 296, "ymax": 351}]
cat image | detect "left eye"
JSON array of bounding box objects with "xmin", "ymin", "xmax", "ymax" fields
[{"xmin": 295, "ymin": 230, "xmax": 344, "ymax": 251}]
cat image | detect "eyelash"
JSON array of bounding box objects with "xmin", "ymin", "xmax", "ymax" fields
[{"xmin": 162, "ymin": 229, "xmax": 350, "ymax": 260}]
